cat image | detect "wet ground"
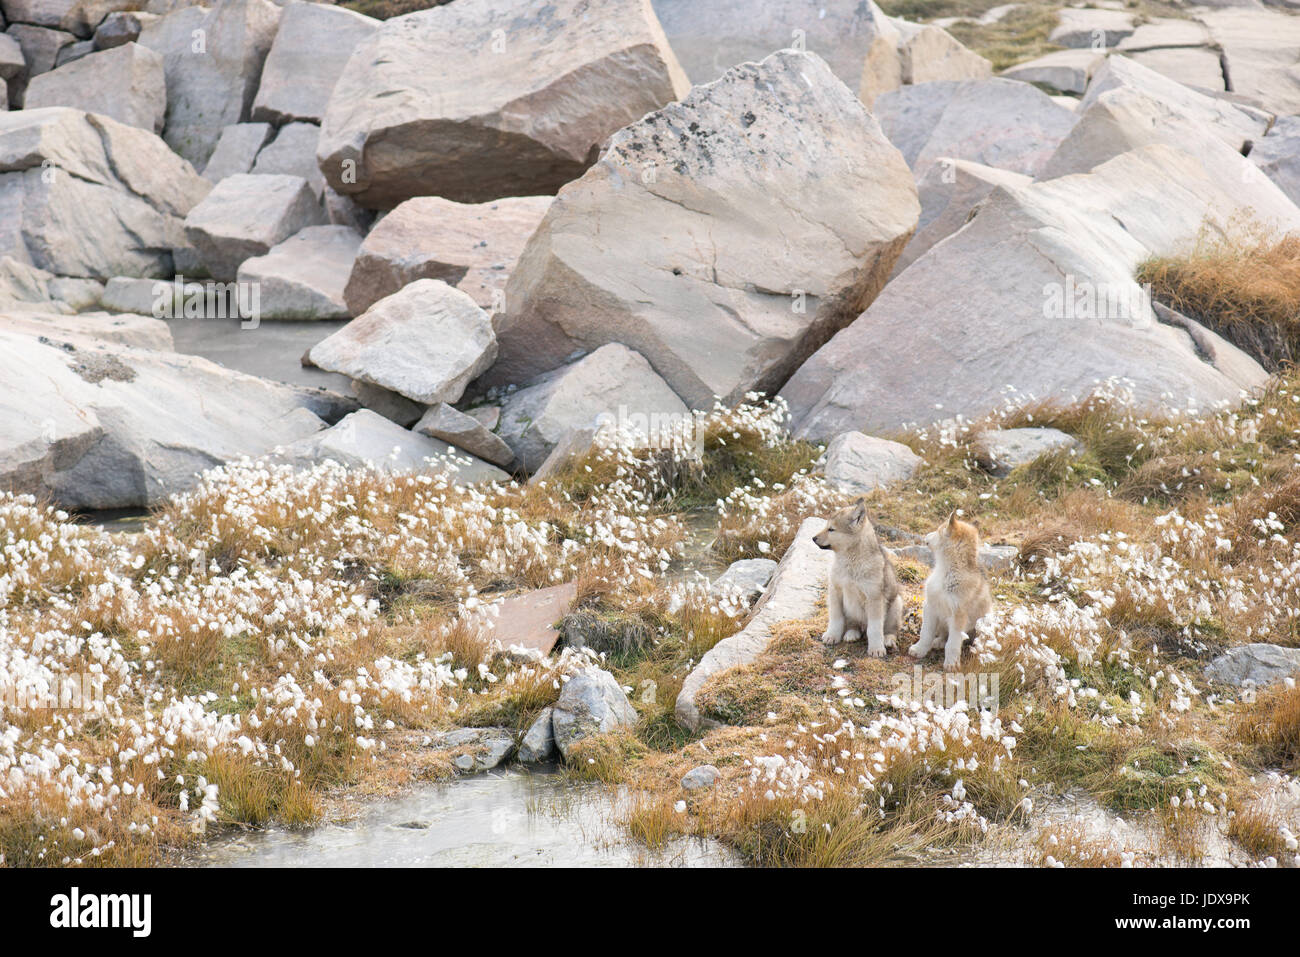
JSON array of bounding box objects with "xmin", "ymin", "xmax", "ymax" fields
[
  {"xmin": 192, "ymin": 767, "xmax": 741, "ymax": 868},
  {"xmin": 166, "ymin": 316, "xmax": 353, "ymax": 392}
]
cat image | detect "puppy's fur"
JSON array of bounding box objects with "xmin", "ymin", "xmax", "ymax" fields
[
  {"xmin": 812, "ymin": 499, "xmax": 902, "ymax": 657},
  {"xmin": 909, "ymin": 512, "xmax": 992, "ymax": 671}
]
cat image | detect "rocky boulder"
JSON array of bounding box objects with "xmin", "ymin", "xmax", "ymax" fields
[
  {"xmin": 307, "ymin": 279, "xmax": 497, "ymax": 405},
  {"xmin": 0, "ymin": 32, "xmax": 26, "ymax": 84},
  {"xmin": 875, "ymin": 78, "xmax": 1078, "ymax": 178},
  {"xmin": 201, "ymin": 121, "xmax": 272, "ymax": 183},
  {"xmin": 1252, "ymin": 115, "xmax": 1300, "ymax": 209},
  {"xmin": 1048, "ymin": 8, "xmax": 1135, "ymax": 50},
  {"xmin": 182, "ymin": 173, "xmax": 325, "ymax": 281},
  {"xmin": 551, "ymin": 668, "xmax": 637, "ymax": 759},
  {"xmin": 1205, "ymin": 644, "xmax": 1300, "ymax": 690},
  {"xmin": 517, "ymin": 707, "xmax": 556, "ymax": 763},
  {"xmin": 249, "ymin": 121, "xmax": 325, "ymax": 199},
  {"xmin": 1000, "ymin": 49, "xmax": 1103, "ymax": 96},
  {"xmin": 978, "ymin": 427, "xmax": 1080, "ymax": 476},
  {"xmin": 343, "ymin": 195, "xmax": 552, "ymax": 315},
  {"xmin": 235, "ymin": 224, "xmax": 362, "ymax": 320},
  {"xmin": 273, "ymin": 408, "xmax": 509, "ymax": 484},
  {"xmin": 93, "ymin": 10, "xmax": 153, "ymax": 50},
  {"xmin": 823, "ymin": 431, "xmax": 922, "ymax": 494},
  {"xmin": 138, "ymin": 0, "xmax": 282, "ymax": 167},
  {"xmin": 0, "ymin": 0, "xmax": 135, "ymax": 39},
  {"xmin": 485, "ymin": 50, "xmax": 919, "ymax": 408},
  {"xmin": 0, "ymin": 325, "xmax": 339, "ymax": 509},
  {"xmin": 428, "ymin": 727, "xmax": 515, "ymax": 772},
  {"xmin": 6, "ymin": 23, "xmax": 75, "ymax": 82},
  {"xmin": 781, "ymin": 144, "xmax": 1295, "ymax": 438},
  {"xmin": 413, "ymin": 403, "xmax": 514, "ymax": 469},
  {"xmin": 250, "ymin": 1, "xmax": 378, "ymax": 126},
  {"xmin": 23, "ymin": 42, "xmax": 165, "ymax": 132},
  {"xmin": 1042, "ymin": 56, "xmax": 1272, "ymax": 180},
  {"xmin": 497, "ymin": 343, "xmax": 688, "ymax": 473},
  {"xmin": 317, "ymin": 0, "xmax": 688, "ymax": 208},
  {"xmin": 893, "ymin": 158, "xmax": 1029, "ymax": 277},
  {"xmin": 0, "ymin": 107, "xmax": 209, "ymax": 279}
]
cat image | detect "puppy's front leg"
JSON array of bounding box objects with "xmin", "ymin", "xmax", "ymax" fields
[
  {"xmin": 821, "ymin": 581, "xmax": 845, "ymax": 645},
  {"xmin": 864, "ymin": 594, "xmax": 887, "ymax": 658},
  {"xmin": 943, "ymin": 616, "xmax": 967, "ymax": 672},
  {"xmin": 910, "ymin": 597, "xmax": 938, "ymax": 658}
]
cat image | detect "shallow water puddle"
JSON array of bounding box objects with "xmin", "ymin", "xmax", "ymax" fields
[{"xmin": 194, "ymin": 768, "xmax": 741, "ymax": 868}]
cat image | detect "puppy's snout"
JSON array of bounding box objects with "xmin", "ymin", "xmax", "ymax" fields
[{"xmin": 812, "ymin": 531, "xmax": 831, "ymax": 550}]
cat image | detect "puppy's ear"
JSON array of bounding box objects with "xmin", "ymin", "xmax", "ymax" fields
[
  {"xmin": 944, "ymin": 510, "xmax": 958, "ymax": 533},
  {"xmin": 850, "ymin": 498, "xmax": 867, "ymax": 529}
]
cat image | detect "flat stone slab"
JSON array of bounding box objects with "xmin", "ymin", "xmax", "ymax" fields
[
  {"xmin": 676, "ymin": 516, "xmax": 833, "ymax": 729},
  {"xmin": 489, "ymin": 582, "xmax": 577, "ymax": 656},
  {"xmin": 1204, "ymin": 643, "xmax": 1300, "ymax": 689}
]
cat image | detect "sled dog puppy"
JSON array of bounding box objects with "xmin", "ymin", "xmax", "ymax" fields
[
  {"xmin": 812, "ymin": 498, "xmax": 902, "ymax": 657},
  {"xmin": 909, "ymin": 512, "xmax": 992, "ymax": 671}
]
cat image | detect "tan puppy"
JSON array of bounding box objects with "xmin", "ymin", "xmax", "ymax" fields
[
  {"xmin": 812, "ymin": 498, "xmax": 902, "ymax": 657},
  {"xmin": 909, "ymin": 512, "xmax": 993, "ymax": 671}
]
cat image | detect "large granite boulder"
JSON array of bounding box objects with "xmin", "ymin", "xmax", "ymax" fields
[
  {"xmin": 235, "ymin": 224, "xmax": 361, "ymax": 320},
  {"xmin": 200, "ymin": 121, "xmax": 272, "ymax": 182},
  {"xmin": 497, "ymin": 343, "xmax": 688, "ymax": 473},
  {"xmin": 0, "ymin": 0, "xmax": 136, "ymax": 39},
  {"xmin": 272, "ymin": 408, "xmax": 509, "ymax": 484},
  {"xmin": 1042, "ymin": 55, "xmax": 1272, "ymax": 180},
  {"xmin": 250, "ymin": 1, "xmax": 378, "ymax": 126},
  {"xmin": 781, "ymin": 144, "xmax": 1297, "ymax": 438},
  {"xmin": 893, "ymin": 158, "xmax": 1029, "ymax": 277},
  {"xmin": 875, "ymin": 77, "xmax": 1078, "ymax": 179},
  {"xmin": 342, "ymin": 194, "xmax": 552, "ymax": 315},
  {"xmin": 137, "ymin": 0, "xmax": 282, "ymax": 167},
  {"xmin": 249, "ymin": 120, "xmax": 325, "ymax": 199},
  {"xmin": 317, "ymin": 0, "xmax": 689, "ymax": 208},
  {"xmin": 307, "ymin": 279, "xmax": 497, "ymax": 405},
  {"xmin": 182, "ymin": 173, "xmax": 325, "ymax": 281},
  {"xmin": 23, "ymin": 42, "xmax": 165, "ymax": 132},
  {"xmin": 0, "ymin": 325, "xmax": 341, "ymax": 509},
  {"xmin": 0, "ymin": 107, "xmax": 209, "ymax": 279},
  {"xmin": 485, "ymin": 50, "xmax": 919, "ymax": 408}
]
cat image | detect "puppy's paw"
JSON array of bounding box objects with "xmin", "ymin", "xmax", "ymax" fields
[
  {"xmin": 907, "ymin": 644, "xmax": 929, "ymax": 659},
  {"xmin": 867, "ymin": 643, "xmax": 887, "ymax": 659},
  {"xmin": 843, "ymin": 628, "xmax": 862, "ymax": 643},
  {"xmin": 885, "ymin": 634, "xmax": 898, "ymax": 649},
  {"xmin": 943, "ymin": 658, "xmax": 963, "ymax": 673},
  {"xmin": 820, "ymin": 630, "xmax": 843, "ymax": 646}
]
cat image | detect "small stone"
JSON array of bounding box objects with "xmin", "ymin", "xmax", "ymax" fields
[{"xmin": 681, "ymin": 765, "xmax": 719, "ymax": 791}]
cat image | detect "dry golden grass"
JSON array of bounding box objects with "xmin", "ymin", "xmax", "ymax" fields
[
  {"xmin": 1030, "ymin": 823, "xmax": 1128, "ymax": 867},
  {"xmin": 1226, "ymin": 803, "xmax": 1291, "ymax": 860},
  {"xmin": 1140, "ymin": 231, "xmax": 1300, "ymax": 372},
  {"xmin": 1233, "ymin": 683, "xmax": 1300, "ymax": 771}
]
